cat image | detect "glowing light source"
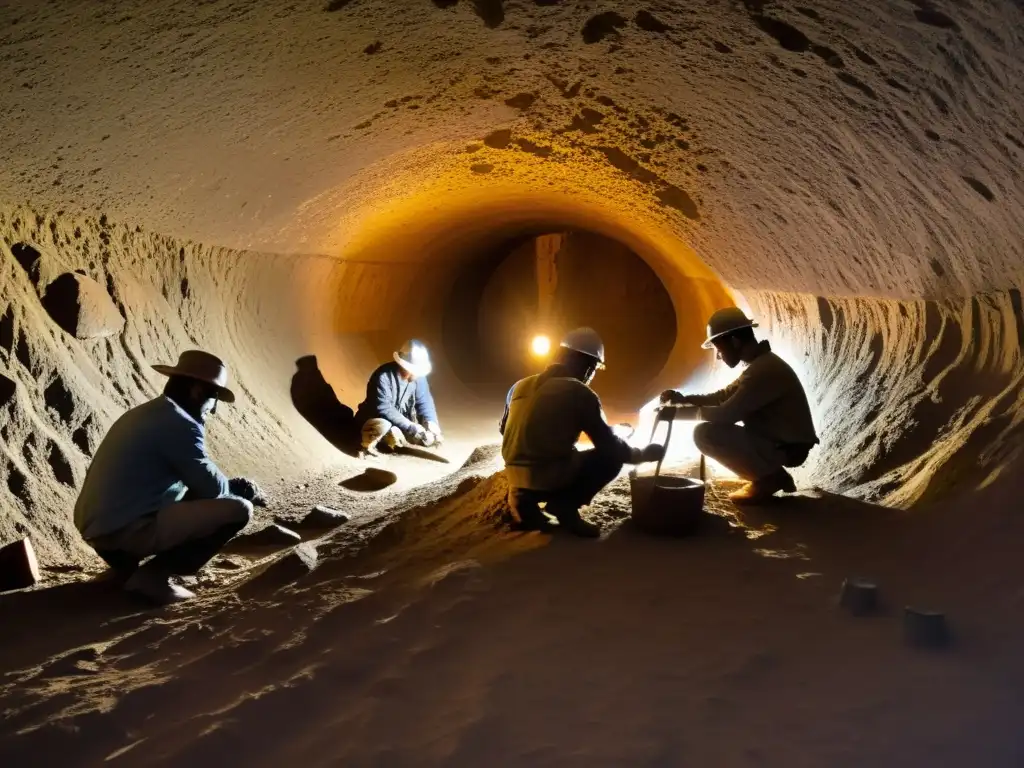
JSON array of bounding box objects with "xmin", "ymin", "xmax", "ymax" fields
[{"xmin": 531, "ymin": 334, "xmax": 551, "ymax": 357}]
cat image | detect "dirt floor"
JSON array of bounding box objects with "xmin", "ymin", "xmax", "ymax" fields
[{"xmin": 3, "ymin": 449, "xmax": 1023, "ymax": 767}]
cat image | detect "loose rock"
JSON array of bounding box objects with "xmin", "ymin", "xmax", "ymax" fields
[
  {"xmin": 41, "ymin": 272, "xmax": 124, "ymax": 340},
  {"xmin": 839, "ymin": 577, "xmax": 878, "ymax": 616},
  {"xmin": 301, "ymin": 505, "xmax": 351, "ymax": 529},
  {"xmin": 238, "ymin": 542, "xmax": 318, "ymax": 596},
  {"xmin": 0, "ymin": 537, "xmax": 41, "ymax": 592},
  {"xmin": 904, "ymin": 607, "xmax": 950, "ymax": 649},
  {"xmin": 230, "ymin": 524, "xmax": 302, "ymax": 550}
]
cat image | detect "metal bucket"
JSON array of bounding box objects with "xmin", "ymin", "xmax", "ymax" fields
[{"xmin": 629, "ymin": 414, "xmax": 707, "ymax": 537}]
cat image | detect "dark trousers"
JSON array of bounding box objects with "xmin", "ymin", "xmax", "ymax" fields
[
  {"xmin": 509, "ymin": 449, "xmax": 624, "ymax": 525},
  {"xmin": 95, "ymin": 518, "xmax": 248, "ymax": 578}
]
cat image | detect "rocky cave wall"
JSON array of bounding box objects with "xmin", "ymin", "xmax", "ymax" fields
[{"xmin": 1, "ymin": 0, "xmax": 1023, "ymax": 566}]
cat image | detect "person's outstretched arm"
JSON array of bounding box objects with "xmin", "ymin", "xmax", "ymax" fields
[
  {"xmin": 578, "ymin": 390, "xmax": 644, "ymax": 464},
  {"xmin": 415, "ymin": 378, "xmax": 439, "ymax": 430},
  {"xmin": 662, "ymin": 378, "xmax": 741, "ymax": 407},
  {"xmin": 699, "ymin": 371, "xmax": 787, "ymax": 425}
]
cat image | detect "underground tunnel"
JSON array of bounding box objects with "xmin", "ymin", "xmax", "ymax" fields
[{"xmin": 1, "ymin": 0, "xmax": 1024, "ymax": 765}]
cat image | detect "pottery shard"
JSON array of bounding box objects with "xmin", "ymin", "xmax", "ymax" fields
[
  {"xmin": 41, "ymin": 272, "xmax": 124, "ymax": 340},
  {"xmin": 0, "ymin": 537, "xmax": 41, "ymax": 592},
  {"xmin": 301, "ymin": 505, "xmax": 351, "ymax": 529}
]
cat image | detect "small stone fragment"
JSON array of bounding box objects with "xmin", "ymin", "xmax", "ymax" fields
[
  {"xmin": 904, "ymin": 607, "xmax": 950, "ymax": 649},
  {"xmin": 0, "ymin": 537, "xmax": 41, "ymax": 592},
  {"xmin": 231, "ymin": 524, "xmax": 301, "ymax": 550},
  {"xmin": 301, "ymin": 505, "xmax": 351, "ymax": 529},
  {"xmin": 41, "ymin": 272, "xmax": 124, "ymax": 339},
  {"xmin": 238, "ymin": 542, "xmax": 318, "ymax": 596},
  {"xmin": 838, "ymin": 577, "xmax": 878, "ymax": 616}
]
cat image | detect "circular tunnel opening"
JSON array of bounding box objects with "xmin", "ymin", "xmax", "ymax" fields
[{"xmin": 442, "ymin": 229, "xmax": 678, "ymax": 413}]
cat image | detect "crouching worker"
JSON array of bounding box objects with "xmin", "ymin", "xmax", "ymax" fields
[
  {"xmin": 661, "ymin": 308, "xmax": 818, "ymax": 504},
  {"xmin": 355, "ymin": 340, "xmax": 443, "ymax": 457},
  {"xmin": 500, "ymin": 328, "xmax": 665, "ymax": 538},
  {"xmin": 74, "ymin": 350, "xmax": 254, "ymax": 605}
]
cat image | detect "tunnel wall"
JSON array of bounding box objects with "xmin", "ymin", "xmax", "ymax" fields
[
  {"xmin": 4, "ymin": 200, "xmax": 1022, "ymax": 571},
  {"xmin": 2, "ymin": 0, "xmax": 1024, "ymax": 571},
  {"xmin": 750, "ymin": 287, "xmax": 1024, "ymax": 506}
]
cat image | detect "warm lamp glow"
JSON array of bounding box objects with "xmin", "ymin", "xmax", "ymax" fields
[{"xmin": 531, "ymin": 334, "xmax": 551, "ymax": 357}]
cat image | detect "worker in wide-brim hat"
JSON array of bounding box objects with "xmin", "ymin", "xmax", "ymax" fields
[
  {"xmin": 74, "ymin": 350, "xmax": 262, "ymax": 605},
  {"xmin": 660, "ymin": 308, "xmax": 819, "ymax": 504},
  {"xmin": 499, "ymin": 327, "xmax": 665, "ymax": 538},
  {"xmin": 354, "ymin": 339, "xmax": 443, "ymax": 457}
]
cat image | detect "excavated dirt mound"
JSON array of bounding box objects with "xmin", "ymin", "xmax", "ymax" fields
[{"xmin": 2, "ymin": 454, "xmax": 1024, "ymax": 765}]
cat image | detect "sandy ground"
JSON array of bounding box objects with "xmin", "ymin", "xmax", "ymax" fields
[{"xmin": 3, "ymin": 448, "xmax": 1024, "ymax": 766}]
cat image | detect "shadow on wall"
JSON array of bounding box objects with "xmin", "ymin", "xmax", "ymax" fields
[{"xmin": 290, "ymin": 356, "xmax": 359, "ymax": 458}]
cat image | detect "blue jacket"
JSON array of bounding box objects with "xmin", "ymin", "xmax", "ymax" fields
[
  {"xmin": 75, "ymin": 396, "xmax": 231, "ymax": 539},
  {"xmin": 355, "ymin": 361, "xmax": 438, "ymax": 437}
]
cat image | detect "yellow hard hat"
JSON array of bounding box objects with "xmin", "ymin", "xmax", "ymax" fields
[{"xmin": 702, "ymin": 308, "xmax": 757, "ymax": 349}]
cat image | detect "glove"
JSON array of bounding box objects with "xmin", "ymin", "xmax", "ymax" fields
[
  {"xmin": 427, "ymin": 421, "xmax": 444, "ymax": 446},
  {"xmin": 660, "ymin": 390, "xmax": 687, "ymax": 405},
  {"xmin": 229, "ymin": 477, "xmax": 268, "ymax": 507},
  {"xmin": 409, "ymin": 424, "xmax": 434, "ymax": 447},
  {"xmin": 640, "ymin": 443, "xmax": 666, "ymax": 463}
]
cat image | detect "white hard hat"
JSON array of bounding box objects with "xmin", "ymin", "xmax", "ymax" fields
[
  {"xmin": 560, "ymin": 327, "xmax": 606, "ymax": 369},
  {"xmin": 394, "ymin": 339, "xmax": 432, "ymax": 377},
  {"xmin": 702, "ymin": 307, "xmax": 758, "ymax": 349}
]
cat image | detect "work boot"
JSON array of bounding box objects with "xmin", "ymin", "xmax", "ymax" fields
[
  {"xmin": 512, "ymin": 512, "xmax": 558, "ymax": 534},
  {"xmin": 550, "ymin": 507, "xmax": 602, "ymax": 538},
  {"xmin": 124, "ymin": 564, "xmax": 195, "ymax": 606},
  {"xmin": 728, "ymin": 469, "xmax": 796, "ymax": 505}
]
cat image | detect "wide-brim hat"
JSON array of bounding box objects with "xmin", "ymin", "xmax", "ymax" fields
[
  {"xmin": 394, "ymin": 339, "xmax": 433, "ymax": 378},
  {"xmin": 152, "ymin": 349, "xmax": 236, "ymax": 403},
  {"xmin": 393, "ymin": 351, "xmax": 432, "ymax": 378}
]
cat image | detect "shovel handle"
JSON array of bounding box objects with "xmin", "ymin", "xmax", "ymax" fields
[
  {"xmin": 649, "ymin": 407, "xmax": 706, "ymax": 483},
  {"xmin": 647, "ymin": 410, "xmax": 675, "ymax": 480}
]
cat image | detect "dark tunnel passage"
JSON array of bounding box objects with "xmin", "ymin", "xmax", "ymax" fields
[{"xmin": 441, "ymin": 229, "xmax": 678, "ymax": 412}]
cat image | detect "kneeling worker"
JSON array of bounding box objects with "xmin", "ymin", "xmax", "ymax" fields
[
  {"xmin": 661, "ymin": 308, "xmax": 818, "ymax": 503},
  {"xmin": 74, "ymin": 350, "xmax": 255, "ymax": 605},
  {"xmin": 356, "ymin": 339, "xmax": 443, "ymax": 456},
  {"xmin": 500, "ymin": 328, "xmax": 665, "ymax": 537}
]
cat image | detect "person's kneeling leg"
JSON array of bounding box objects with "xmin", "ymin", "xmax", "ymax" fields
[
  {"xmin": 125, "ymin": 497, "xmax": 253, "ymax": 604},
  {"xmin": 546, "ymin": 449, "xmax": 624, "ymax": 538},
  {"xmin": 360, "ymin": 418, "xmax": 393, "ymax": 454},
  {"xmin": 507, "ymin": 487, "xmax": 557, "ymax": 533},
  {"xmin": 693, "ymin": 423, "xmax": 794, "ymax": 502}
]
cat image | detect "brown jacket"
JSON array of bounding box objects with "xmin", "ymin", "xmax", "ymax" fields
[{"xmin": 691, "ymin": 341, "xmax": 818, "ymax": 447}]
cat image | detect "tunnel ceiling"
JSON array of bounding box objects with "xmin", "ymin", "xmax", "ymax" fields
[{"xmin": 2, "ymin": 0, "xmax": 1023, "ymax": 298}]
